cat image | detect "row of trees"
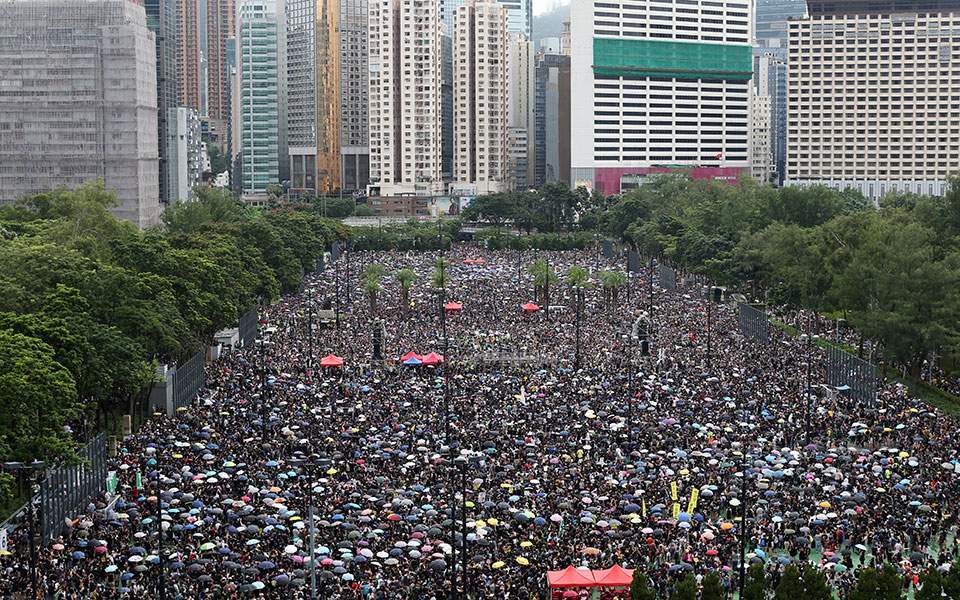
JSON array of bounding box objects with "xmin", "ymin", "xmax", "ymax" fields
[
  {"xmin": 631, "ymin": 562, "xmax": 960, "ymax": 600},
  {"xmin": 598, "ymin": 175, "xmax": 960, "ymax": 376},
  {"xmin": 0, "ymin": 184, "xmax": 346, "ymax": 476},
  {"xmin": 461, "ymin": 182, "xmax": 606, "ymax": 232}
]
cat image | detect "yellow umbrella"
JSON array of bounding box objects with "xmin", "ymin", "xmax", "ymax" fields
[
  {"xmin": 492, "ymin": 561, "xmax": 505, "ymax": 569},
  {"xmin": 819, "ymin": 501, "xmax": 831, "ymax": 509},
  {"xmin": 326, "ymin": 468, "xmax": 338, "ymax": 475},
  {"xmin": 520, "ymin": 541, "xmax": 533, "ymax": 548},
  {"xmin": 487, "ymin": 518, "xmax": 499, "ymax": 526},
  {"xmin": 466, "ymin": 501, "xmax": 475, "ymax": 508},
  {"xmin": 0, "ymin": 550, "xmax": 11, "ymax": 556},
  {"xmin": 516, "ymin": 556, "xmax": 529, "ymax": 566},
  {"xmin": 474, "ymin": 519, "xmax": 486, "ymax": 529}
]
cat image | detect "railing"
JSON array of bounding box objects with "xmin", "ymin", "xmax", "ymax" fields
[{"xmin": 40, "ymin": 434, "xmax": 108, "ymax": 543}]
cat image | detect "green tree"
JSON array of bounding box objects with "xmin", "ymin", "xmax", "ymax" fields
[
  {"xmin": 396, "ymin": 268, "xmax": 417, "ymax": 316},
  {"xmin": 528, "ymin": 259, "xmax": 558, "ymax": 307},
  {"xmin": 847, "ymin": 566, "xmax": 903, "ymax": 600},
  {"xmin": 0, "ymin": 329, "xmax": 79, "ymax": 462},
  {"xmin": 700, "ymin": 571, "xmax": 725, "ymax": 600},
  {"xmin": 742, "ymin": 562, "xmax": 768, "ymax": 600},
  {"xmin": 915, "ymin": 569, "xmax": 944, "ymax": 600},
  {"xmin": 943, "ymin": 562, "xmax": 960, "ymax": 598},
  {"xmin": 800, "ymin": 565, "xmax": 832, "ymax": 600},
  {"xmin": 566, "ymin": 266, "xmax": 591, "ymax": 310},
  {"xmin": 669, "ymin": 573, "xmax": 697, "ymax": 600},
  {"xmin": 598, "ymin": 270, "xmax": 628, "ymax": 315},
  {"xmin": 362, "ymin": 263, "xmax": 386, "ymax": 314},
  {"xmin": 774, "ymin": 565, "xmax": 803, "ymax": 600},
  {"xmin": 432, "ymin": 257, "xmax": 451, "ymax": 291},
  {"xmin": 207, "ymin": 142, "xmax": 229, "ymax": 175},
  {"xmin": 629, "ymin": 569, "xmax": 655, "ymax": 600}
]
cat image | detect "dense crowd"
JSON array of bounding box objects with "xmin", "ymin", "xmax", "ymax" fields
[{"xmin": 2, "ymin": 246, "xmax": 959, "ymax": 599}]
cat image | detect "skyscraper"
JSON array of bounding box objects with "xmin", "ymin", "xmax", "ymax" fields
[
  {"xmin": 368, "ymin": 0, "xmax": 443, "ymax": 196},
  {"xmin": 534, "ymin": 50, "xmax": 570, "ymax": 187},
  {"xmin": 340, "ymin": 0, "xmax": 369, "ymax": 192},
  {"xmin": 237, "ymin": 0, "xmax": 287, "ymax": 193},
  {"xmin": 753, "ymin": 49, "xmax": 786, "ymax": 184},
  {"xmin": 286, "ymin": 0, "xmax": 341, "ymax": 195},
  {"xmin": 145, "ymin": 0, "xmax": 181, "ymax": 204},
  {"xmin": 570, "ymin": 0, "xmax": 753, "ymax": 195},
  {"xmin": 506, "ymin": 32, "xmax": 534, "ymax": 190},
  {"xmin": 0, "ymin": 0, "xmax": 162, "ymax": 227},
  {"xmin": 207, "ymin": 0, "xmax": 235, "ymax": 153},
  {"xmin": 453, "ymin": 0, "xmax": 509, "ymax": 194},
  {"xmin": 785, "ymin": 0, "xmax": 960, "ymax": 199},
  {"xmin": 178, "ymin": 0, "xmax": 203, "ymax": 110}
]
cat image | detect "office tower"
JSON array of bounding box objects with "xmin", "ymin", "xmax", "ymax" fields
[
  {"xmin": 750, "ymin": 92, "xmax": 774, "ymax": 183},
  {"xmin": 368, "ymin": 0, "xmax": 444, "ymax": 196},
  {"xmin": 785, "ymin": 1, "xmax": 960, "ymax": 199},
  {"xmin": 569, "ymin": 0, "xmax": 753, "ymax": 195},
  {"xmin": 753, "ymin": 49, "xmax": 787, "ymax": 184},
  {"xmin": 286, "ymin": 0, "xmax": 340, "ymax": 195},
  {"xmin": 755, "ymin": 0, "xmax": 805, "ymax": 46},
  {"xmin": 534, "ymin": 50, "xmax": 570, "ymax": 187},
  {"xmin": 237, "ymin": 0, "xmax": 288, "ymax": 193},
  {"xmin": 167, "ymin": 107, "xmax": 205, "ymax": 200},
  {"xmin": 146, "ymin": 0, "xmax": 181, "ymax": 204},
  {"xmin": 453, "ymin": 0, "xmax": 509, "ymax": 195},
  {"xmin": 178, "ymin": 0, "xmax": 203, "ymax": 109},
  {"xmin": 507, "ymin": 33, "xmax": 534, "ymax": 190},
  {"xmin": 207, "ymin": 0, "xmax": 235, "ymax": 153},
  {"xmin": 0, "ymin": 0, "xmax": 162, "ymax": 227},
  {"xmin": 340, "ymin": 0, "xmax": 369, "ymax": 192}
]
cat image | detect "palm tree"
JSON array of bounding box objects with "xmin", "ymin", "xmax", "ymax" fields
[
  {"xmin": 566, "ymin": 266, "xmax": 591, "ymax": 369},
  {"xmin": 527, "ymin": 259, "xmax": 557, "ymax": 305},
  {"xmin": 431, "ymin": 257, "xmax": 451, "ymax": 291},
  {"xmin": 598, "ymin": 270, "xmax": 627, "ymax": 315},
  {"xmin": 362, "ymin": 263, "xmax": 385, "ymax": 314},
  {"xmin": 396, "ymin": 268, "xmax": 416, "ymax": 316}
]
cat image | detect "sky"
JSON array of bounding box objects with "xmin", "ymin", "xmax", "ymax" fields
[{"xmin": 533, "ymin": 0, "xmax": 569, "ymax": 16}]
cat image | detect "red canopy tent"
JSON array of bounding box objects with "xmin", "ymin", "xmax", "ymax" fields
[
  {"xmin": 546, "ymin": 566, "xmax": 596, "ymax": 588},
  {"xmin": 443, "ymin": 301, "xmax": 463, "ymax": 312},
  {"xmin": 400, "ymin": 351, "xmax": 421, "ymax": 362},
  {"xmin": 593, "ymin": 565, "xmax": 634, "ymax": 587},
  {"xmin": 421, "ymin": 352, "xmax": 444, "ymax": 365},
  {"xmin": 521, "ymin": 302, "xmax": 541, "ymax": 313},
  {"xmin": 319, "ymin": 354, "xmax": 344, "ymax": 368}
]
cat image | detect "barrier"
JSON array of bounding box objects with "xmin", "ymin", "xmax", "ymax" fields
[
  {"xmin": 238, "ymin": 307, "xmax": 258, "ymax": 347},
  {"xmin": 738, "ymin": 303, "xmax": 770, "ymax": 343},
  {"xmin": 40, "ymin": 434, "xmax": 108, "ymax": 543},
  {"xmin": 659, "ymin": 263, "xmax": 676, "ymax": 289},
  {"xmin": 826, "ymin": 346, "xmax": 876, "ymax": 405}
]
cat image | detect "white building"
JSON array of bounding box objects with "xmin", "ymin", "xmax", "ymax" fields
[
  {"xmin": 785, "ymin": 4, "xmax": 960, "ymax": 199},
  {"xmin": 569, "ymin": 0, "xmax": 753, "ymax": 196},
  {"xmin": 749, "ymin": 93, "xmax": 774, "ymax": 184},
  {"xmin": 166, "ymin": 107, "xmax": 205, "ymax": 201},
  {"xmin": 0, "ymin": 0, "xmax": 162, "ymax": 227},
  {"xmin": 507, "ymin": 32, "xmax": 535, "ymax": 190},
  {"xmin": 368, "ymin": 0, "xmax": 444, "ymax": 196},
  {"xmin": 453, "ymin": 0, "xmax": 510, "ymax": 195}
]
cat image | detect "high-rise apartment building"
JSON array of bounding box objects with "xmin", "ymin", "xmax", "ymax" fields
[
  {"xmin": 570, "ymin": 0, "xmax": 753, "ymax": 195},
  {"xmin": 167, "ymin": 107, "xmax": 205, "ymax": 200},
  {"xmin": 286, "ymin": 0, "xmax": 340, "ymax": 195},
  {"xmin": 534, "ymin": 51, "xmax": 570, "ymax": 186},
  {"xmin": 785, "ymin": 0, "xmax": 960, "ymax": 199},
  {"xmin": 340, "ymin": 0, "xmax": 370, "ymax": 192},
  {"xmin": 453, "ymin": 0, "xmax": 510, "ymax": 195},
  {"xmin": 507, "ymin": 32, "xmax": 535, "ymax": 190},
  {"xmin": 178, "ymin": 0, "xmax": 202, "ymax": 110},
  {"xmin": 208, "ymin": 0, "xmax": 236, "ymax": 153},
  {"xmin": 146, "ymin": 0, "xmax": 181, "ymax": 204},
  {"xmin": 752, "ymin": 49, "xmax": 787, "ymax": 184},
  {"xmin": 368, "ymin": 0, "xmax": 444, "ymax": 196},
  {"xmin": 0, "ymin": 0, "xmax": 162, "ymax": 227},
  {"xmin": 237, "ymin": 0, "xmax": 288, "ymax": 193},
  {"xmin": 750, "ymin": 92, "xmax": 774, "ymax": 183}
]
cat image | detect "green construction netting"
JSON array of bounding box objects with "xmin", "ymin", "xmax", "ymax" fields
[{"xmin": 593, "ymin": 37, "xmax": 752, "ymax": 80}]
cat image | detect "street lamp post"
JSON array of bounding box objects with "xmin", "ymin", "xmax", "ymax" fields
[
  {"xmin": 155, "ymin": 465, "xmax": 165, "ymax": 600},
  {"xmin": 705, "ymin": 289, "xmax": 712, "ymax": 370},
  {"xmin": 3, "ymin": 461, "xmax": 45, "ymax": 599},
  {"xmin": 730, "ymin": 496, "xmax": 748, "ymax": 600},
  {"xmin": 574, "ymin": 288, "xmax": 582, "ymax": 370}
]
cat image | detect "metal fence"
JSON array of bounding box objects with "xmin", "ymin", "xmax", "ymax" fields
[
  {"xmin": 172, "ymin": 351, "xmax": 206, "ymax": 411},
  {"xmin": 602, "ymin": 240, "xmax": 614, "ymax": 259},
  {"xmin": 331, "ymin": 241, "xmax": 343, "ymax": 262},
  {"xmin": 239, "ymin": 308, "xmax": 258, "ymax": 347},
  {"xmin": 738, "ymin": 303, "xmax": 770, "ymax": 343},
  {"xmin": 659, "ymin": 263, "xmax": 676, "ymax": 289},
  {"xmin": 40, "ymin": 434, "xmax": 107, "ymax": 542},
  {"xmin": 627, "ymin": 250, "xmax": 641, "ymax": 273},
  {"xmin": 826, "ymin": 346, "xmax": 877, "ymax": 405}
]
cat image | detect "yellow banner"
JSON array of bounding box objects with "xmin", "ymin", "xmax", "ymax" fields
[
  {"xmin": 672, "ymin": 503, "xmax": 681, "ymax": 519},
  {"xmin": 642, "ymin": 499, "xmax": 647, "ymax": 518},
  {"xmin": 671, "ymin": 481, "xmax": 678, "ymax": 502},
  {"xmin": 687, "ymin": 488, "xmax": 699, "ymax": 514}
]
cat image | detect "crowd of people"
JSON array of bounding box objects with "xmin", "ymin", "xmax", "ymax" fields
[{"xmin": 2, "ymin": 245, "xmax": 960, "ymax": 599}]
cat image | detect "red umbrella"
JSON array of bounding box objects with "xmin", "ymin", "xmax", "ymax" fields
[
  {"xmin": 400, "ymin": 351, "xmax": 421, "ymax": 362},
  {"xmin": 422, "ymin": 352, "xmax": 444, "ymax": 365},
  {"xmin": 443, "ymin": 301, "xmax": 462, "ymax": 312},
  {"xmin": 521, "ymin": 302, "xmax": 540, "ymax": 312},
  {"xmin": 319, "ymin": 354, "xmax": 344, "ymax": 368}
]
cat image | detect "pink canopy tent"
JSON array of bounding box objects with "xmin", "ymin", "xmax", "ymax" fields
[
  {"xmin": 546, "ymin": 565, "xmax": 635, "ymax": 598},
  {"xmin": 319, "ymin": 354, "xmax": 344, "ymax": 368},
  {"xmin": 400, "ymin": 351, "xmax": 421, "ymax": 362},
  {"xmin": 546, "ymin": 566, "xmax": 596, "ymax": 588},
  {"xmin": 521, "ymin": 302, "xmax": 541, "ymax": 313},
  {"xmin": 444, "ymin": 301, "xmax": 463, "ymax": 312},
  {"xmin": 593, "ymin": 565, "xmax": 634, "ymax": 587},
  {"xmin": 421, "ymin": 352, "xmax": 444, "ymax": 366}
]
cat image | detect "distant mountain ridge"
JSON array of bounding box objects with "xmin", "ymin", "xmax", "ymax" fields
[{"xmin": 533, "ymin": 2, "xmax": 570, "ymax": 43}]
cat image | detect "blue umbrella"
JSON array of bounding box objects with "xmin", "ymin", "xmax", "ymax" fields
[{"xmin": 71, "ymin": 551, "xmax": 85, "ymax": 559}]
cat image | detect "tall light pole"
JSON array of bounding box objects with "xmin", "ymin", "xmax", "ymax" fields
[
  {"xmin": 705, "ymin": 288, "xmax": 712, "ymax": 370},
  {"xmin": 3, "ymin": 461, "xmax": 44, "ymax": 599},
  {"xmin": 730, "ymin": 496, "xmax": 748, "ymax": 600},
  {"xmin": 574, "ymin": 288, "xmax": 582, "ymax": 370}
]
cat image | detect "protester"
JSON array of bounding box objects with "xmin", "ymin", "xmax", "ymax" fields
[{"xmin": 2, "ymin": 246, "xmax": 958, "ymax": 599}]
